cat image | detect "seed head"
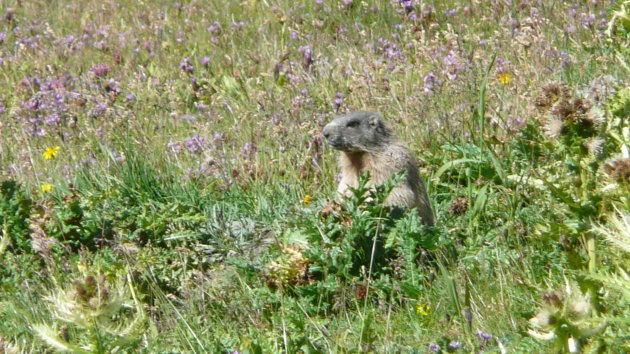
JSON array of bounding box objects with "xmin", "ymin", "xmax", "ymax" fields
[{"xmin": 603, "ymin": 158, "xmax": 630, "ymax": 183}]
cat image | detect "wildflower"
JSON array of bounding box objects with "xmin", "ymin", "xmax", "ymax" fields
[
  {"xmin": 43, "ymin": 146, "xmax": 60, "ymax": 160},
  {"xmin": 241, "ymin": 142, "xmax": 256, "ymax": 156},
  {"xmin": 333, "ymin": 92, "xmax": 344, "ymax": 110},
  {"xmin": 207, "ymin": 21, "xmax": 221, "ymax": 33},
  {"xmin": 448, "ymin": 341, "xmax": 461, "ymax": 350},
  {"xmin": 41, "ymin": 184, "xmax": 53, "ymax": 193},
  {"xmin": 423, "ymin": 72, "xmax": 441, "ymax": 93},
  {"xmin": 166, "ymin": 141, "xmax": 182, "ymax": 154},
  {"xmin": 528, "ymin": 282, "xmax": 607, "ymax": 352},
  {"xmin": 302, "ymin": 194, "xmax": 313, "ymax": 205},
  {"xmin": 298, "ymin": 45, "xmax": 314, "ymax": 70},
  {"xmin": 416, "ymin": 302, "xmax": 429, "ymax": 316},
  {"xmin": 265, "ymin": 245, "xmax": 309, "ymax": 287},
  {"xmin": 200, "ymin": 56, "xmax": 211, "ymax": 68},
  {"xmin": 499, "ymin": 72, "xmax": 512, "ymax": 84},
  {"xmin": 90, "ymin": 63, "xmax": 111, "ymax": 78},
  {"xmin": 179, "ymin": 57, "xmax": 194, "ymax": 73},
  {"xmin": 184, "ymin": 135, "xmax": 207, "ymax": 153},
  {"xmin": 428, "ymin": 343, "xmax": 440, "ymax": 352},
  {"xmin": 476, "ymin": 329, "xmax": 493, "ymax": 342}
]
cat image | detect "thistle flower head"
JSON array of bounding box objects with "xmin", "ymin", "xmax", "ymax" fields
[
  {"xmin": 265, "ymin": 244, "xmax": 310, "ymax": 288},
  {"xmin": 542, "ymin": 117, "xmax": 565, "ymax": 139},
  {"xmin": 535, "ymin": 83, "xmax": 569, "ymax": 112},
  {"xmin": 528, "ymin": 281, "xmax": 606, "ymax": 350},
  {"xmin": 585, "ymin": 138, "xmax": 604, "ymax": 156},
  {"xmin": 603, "ymin": 158, "xmax": 630, "ymax": 183}
]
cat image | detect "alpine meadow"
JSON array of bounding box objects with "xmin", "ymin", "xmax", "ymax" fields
[{"xmin": 1, "ymin": 0, "xmax": 630, "ymax": 353}]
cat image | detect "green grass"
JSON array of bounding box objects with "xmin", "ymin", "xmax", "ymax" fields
[{"xmin": 1, "ymin": 0, "xmax": 629, "ymax": 352}]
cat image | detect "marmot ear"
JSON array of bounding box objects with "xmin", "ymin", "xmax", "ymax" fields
[{"xmin": 368, "ymin": 115, "xmax": 381, "ymax": 128}]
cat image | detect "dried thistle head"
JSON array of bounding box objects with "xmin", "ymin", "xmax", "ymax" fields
[
  {"xmin": 542, "ymin": 117, "xmax": 566, "ymax": 139},
  {"xmin": 535, "ymin": 83, "xmax": 569, "ymax": 112},
  {"xmin": 550, "ymin": 98, "xmax": 592, "ymax": 123},
  {"xmin": 585, "ymin": 138, "xmax": 605, "ymax": 156},
  {"xmin": 583, "ymin": 106, "xmax": 605, "ymax": 126},
  {"xmin": 603, "ymin": 158, "xmax": 630, "ymax": 183},
  {"xmin": 450, "ymin": 197, "xmax": 468, "ymax": 215}
]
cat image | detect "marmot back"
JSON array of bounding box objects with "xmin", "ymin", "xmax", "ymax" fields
[{"xmin": 322, "ymin": 111, "xmax": 434, "ymax": 226}]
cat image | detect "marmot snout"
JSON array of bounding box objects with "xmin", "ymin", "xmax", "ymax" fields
[{"xmin": 323, "ymin": 111, "xmax": 435, "ymax": 226}]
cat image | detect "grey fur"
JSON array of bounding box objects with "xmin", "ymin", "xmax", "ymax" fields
[{"xmin": 322, "ymin": 111, "xmax": 435, "ymax": 226}]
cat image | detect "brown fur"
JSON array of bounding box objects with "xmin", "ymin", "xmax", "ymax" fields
[{"xmin": 322, "ymin": 111, "xmax": 434, "ymax": 226}]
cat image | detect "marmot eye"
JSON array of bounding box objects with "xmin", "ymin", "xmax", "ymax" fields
[{"xmin": 346, "ymin": 120, "xmax": 360, "ymax": 128}]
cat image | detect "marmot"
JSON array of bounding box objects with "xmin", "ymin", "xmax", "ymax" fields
[{"xmin": 322, "ymin": 111, "xmax": 434, "ymax": 226}]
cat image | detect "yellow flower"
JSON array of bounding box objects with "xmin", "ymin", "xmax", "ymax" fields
[
  {"xmin": 302, "ymin": 194, "xmax": 313, "ymax": 205},
  {"xmin": 41, "ymin": 184, "xmax": 53, "ymax": 193},
  {"xmin": 43, "ymin": 146, "xmax": 61, "ymax": 160},
  {"xmin": 499, "ymin": 72, "xmax": 513, "ymax": 84},
  {"xmin": 416, "ymin": 302, "xmax": 429, "ymax": 316}
]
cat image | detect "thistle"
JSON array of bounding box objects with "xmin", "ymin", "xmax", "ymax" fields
[
  {"xmin": 528, "ymin": 281, "xmax": 607, "ymax": 353},
  {"xmin": 33, "ymin": 273, "xmax": 145, "ymax": 353},
  {"xmin": 265, "ymin": 244, "xmax": 310, "ymax": 288}
]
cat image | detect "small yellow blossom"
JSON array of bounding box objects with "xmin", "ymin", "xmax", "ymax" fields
[
  {"xmin": 40, "ymin": 184, "xmax": 53, "ymax": 193},
  {"xmin": 499, "ymin": 72, "xmax": 513, "ymax": 85},
  {"xmin": 43, "ymin": 146, "xmax": 61, "ymax": 160},
  {"xmin": 416, "ymin": 302, "xmax": 429, "ymax": 316},
  {"xmin": 302, "ymin": 194, "xmax": 313, "ymax": 205}
]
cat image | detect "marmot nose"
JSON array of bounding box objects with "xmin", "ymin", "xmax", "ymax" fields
[{"xmin": 322, "ymin": 127, "xmax": 330, "ymax": 139}]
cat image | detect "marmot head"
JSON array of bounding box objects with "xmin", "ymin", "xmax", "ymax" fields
[{"xmin": 322, "ymin": 111, "xmax": 393, "ymax": 153}]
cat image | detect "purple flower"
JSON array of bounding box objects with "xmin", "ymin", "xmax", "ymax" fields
[
  {"xmin": 201, "ymin": 56, "xmax": 211, "ymax": 67},
  {"xmin": 166, "ymin": 141, "xmax": 182, "ymax": 154},
  {"xmin": 428, "ymin": 343, "xmax": 440, "ymax": 352},
  {"xmin": 423, "ymin": 72, "xmax": 442, "ymax": 93},
  {"xmin": 125, "ymin": 93, "xmax": 136, "ymax": 101},
  {"xmin": 241, "ymin": 141, "xmax": 256, "ymax": 156},
  {"xmin": 179, "ymin": 114, "xmax": 197, "ymax": 122},
  {"xmin": 185, "ymin": 135, "xmax": 207, "ymax": 153},
  {"xmin": 179, "ymin": 57, "xmax": 194, "ymax": 73},
  {"xmin": 195, "ymin": 102, "xmax": 208, "ymax": 112},
  {"xmin": 90, "ymin": 103, "xmax": 108, "ymax": 117},
  {"xmin": 26, "ymin": 98, "xmax": 40, "ymax": 111},
  {"xmin": 90, "ymin": 63, "xmax": 111, "ymax": 78},
  {"xmin": 448, "ymin": 341, "xmax": 461, "ymax": 350},
  {"xmin": 401, "ymin": 1, "xmax": 414, "ymax": 13},
  {"xmin": 104, "ymin": 78, "xmax": 120, "ymax": 93},
  {"xmin": 476, "ymin": 329, "xmax": 493, "ymax": 342},
  {"xmin": 207, "ymin": 21, "xmax": 221, "ymax": 33},
  {"xmin": 580, "ymin": 13, "xmax": 596, "ymax": 28},
  {"xmin": 343, "ymin": 0, "xmax": 353, "ymax": 5},
  {"xmin": 333, "ymin": 92, "xmax": 344, "ymax": 109},
  {"xmin": 298, "ymin": 45, "xmax": 314, "ymax": 69},
  {"xmin": 231, "ymin": 21, "xmax": 245, "ymax": 28},
  {"xmin": 445, "ymin": 8, "xmax": 457, "ymax": 17},
  {"xmin": 0, "ymin": 32, "xmax": 6, "ymax": 44},
  {"xmin": 44, "ymin": 114, "xmax": 60, "ymax": 125}
]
